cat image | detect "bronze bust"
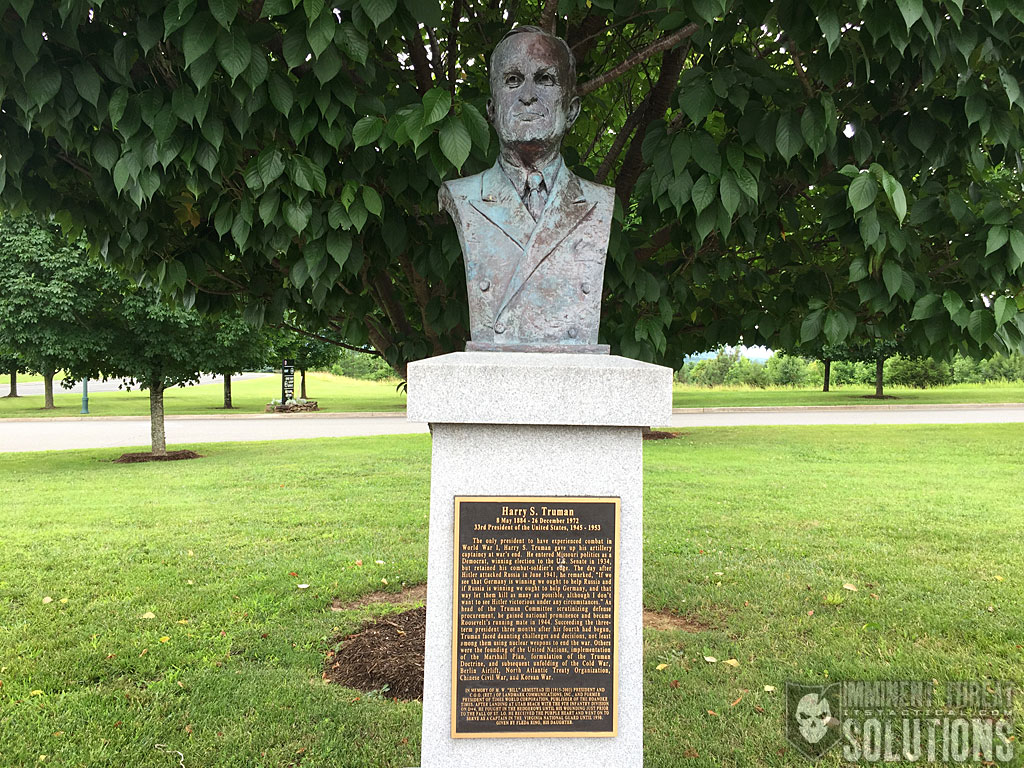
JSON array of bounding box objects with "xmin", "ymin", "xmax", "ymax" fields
[{"xmin": 439, "ymin": 26, "xmax": 614, "ymax": 353}]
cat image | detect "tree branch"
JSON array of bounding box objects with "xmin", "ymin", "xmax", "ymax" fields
[
  {"xmin": 397, "ymin": 253, "xmax": 444, "ymax": 356},
  {"xmin": 595, "ymin": 94, "xmax": 650, "ymax": 183},
  {"xmin": 405, "ymin": 32, "xmax": 434, "ymax": 95},
  {"xmin": 578, "ymin": 24, "xmax": 697, "ymax": 96},
  {"xmin": 614, "ymin": 44, "xmax": 688, "ymax": 203},
  {"xmin": 785, "ymin": 37, "xmax": 815, "ymax": 99},
  {"xmin": 448, "ymin": 0, "xmax": 462, "ymax": 96},
  {"xmin": 425, "ymin": 28, "xmax": 445, "ymax": 85},
  {"xmin": 272, "ymin": 322, "xmax": 384, "ymax": 357},
  {"xmin": 538, "ymin": 0, "xmax": 558, "ymax": 33}
]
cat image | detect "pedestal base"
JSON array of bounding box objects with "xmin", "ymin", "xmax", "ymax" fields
[{"xmin": 407, "ymin": 353, "xmax": 672, "ymax": 768}]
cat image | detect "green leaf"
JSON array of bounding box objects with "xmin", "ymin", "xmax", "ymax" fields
[
  {"xmin": 993, "ymin": 296, "xmax": 1016, "ymax": 327},
  {"xmin": 896, "ymin": 0, "xmax": 923, "ymax": 29},
  {"xmin": 882, "ymin": 261, "xmax": 903, "ymax": 298},
  {"xmin": 910, "ymin": 293, "xmax": 942, "ymax": 321},
  {"xmin": 818, "ymin": 8, "xmax": 840, "ymax": 54},
  {"xmin": 824, "ymin": 309, "xmax": 855, "ymax": 345},
  {"xmin": 183, "ymin": 13, "xmax": 217, "ymax": 69},
  {"xmin": 879, "ymin": 171, "xmax": 907, "ymax": 224},
  {"xmin": 327, "ymin": 230, "xmax": 352, "ymax": 267},
  {"xmin": 943, "ymin": 290, "xmax": 965, "ymax": 320},
  {"xmin": 800, "ymin": 104, "xmax": 826, "ymax": 157},
  {"xmin": 73, "ymin": 64, "xmax": 101, "ymax": 107},
  {"xmin": 258, "ymin": 190, "xmax": 279, "ymax": 224},
  {"xmin": 679, "ymin": 76, "xmax": 715, "ymax": 125},
  {"xmin": 800, "ymin": 309, "xmax": 824, "ymax": 343},
  {"xmin": 986, "ymin": 226, "xmax": 1008, "ymax": 256},
  {"xmin": 258, "ymin": 148, "xmax": 286, "ymax": 185},
  {"xmin": 282, "ymin": 28, "xmax": 310, "ymax": 70},
  {"xmin": 362, "ymin": 186, "xmax": 383, "ymax": 217},
  {"xmin": 775, "ymin": 112, "xmax": 803, "ymax": 163},
  {"xmin": 336, "ymin": 23, "xmax": 369, "ymax": 65},
  {"xmin": 352, "ymin": 116, "xmax": 383, "ymax": 148},
  {"xmin": 215, "ymin": 29, "xmax": 252, "ymax": 82},
  {"xmin": 848, "ymin": 173, "xmax": 878, "ymax": 214},
  {"xmin": 848, "ymin": 257, "xmax": 868, "ymax": 283},
  {"xmin": 461, "ymin": 104, "xmax": 490, "ymax": 151},
  {"xmin": 967, "ymin": 309, "xmax": 995, "ymax": 344},
  {"xmin": 28, "ymin": 64, "xmax": 61, "ymax": 109},
  {"xmin": 304, "ymin": 0, "xmax": 325, "ymax": 20},
  {"xmin": 720, "ymin": 172, "xmax": 741, "ymax": 218},
  {"xmin": 290, "ymin": 257, "xmax": 310, "ymax": 288},
  {"xmin": 422, "ymin": 88, "xmax": 452, "ymax": 126},
  {"xmin": 360, "ymin": 0, "xmax": 397, "ymax": 27},
  {"xmin": 671, "ymin": 134, "xmax": 691, "ymax": 175},
  {"xmin": 108, "ymin": 88, "xmax": 129, "ymax": 127},
  {"xmin": 268, "ymin": 72, "xmax": 294, "ymax": 116},
  {"xmin": 734, "ymin": 168, "xmax": 757, "ymax": 201},
  {"xmin": 282, "ymin": 199, "xmax": 312, "ymax": 233},
  {"xmin": 907, "ymin": 117, "xmax": 934, "ymax": 155},
  {"xmin": 1009, "ymin": 230, "xmax": 1024, "ymax": 271},
  {"xmin": 209, "ymin": 0, "xmax": 237, "ymax": 28},
  {"xmin": 308, "ymin": 11, "xmax": 335, "ymax": 58},
  {"xmin": 112, "ymin": 155, "xmax": 133, "ymax": 193},
  {"xmin": 691, "ymin": 174, "xmax": 715, "ymax": 214},
  {"xmin": 92, "ymin": 135, "xmax": 119, "ymax": 170},
  {"xmin": 439, "ymin": 116, "xmax": 471, "ymax": 171},
  {"xmin": 291, "ymin": 155, "xmax": 327, "ymax": 194}
]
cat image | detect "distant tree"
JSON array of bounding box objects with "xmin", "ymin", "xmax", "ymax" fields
[
  {"xmin": 688, "ymin": 348, "xmax": 741, "ymax": 387},
  {"xmin": 202, "ymin": 316, "xmax": 275, "ymax": 408},
  {"xmin": 0, "ymin": 214, "xmax": 117, "ymax": 408},
  {"xmin": 764, "ymin": 353, "xmax": 812, "ymax": 387},
  {"xmin": 270, "ymin": 330, "xmax": 342, "ymax": 399},
  {"xmin": 0, "ymin": 348, "xmax": 27, "ymax": 397}
]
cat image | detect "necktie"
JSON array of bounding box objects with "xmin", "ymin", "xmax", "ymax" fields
[{"xmin": 525, "ymin": 170, "xmax": 546, "ymax": 220}]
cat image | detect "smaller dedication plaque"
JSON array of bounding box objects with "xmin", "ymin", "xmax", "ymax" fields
[{"xmin": 452, "ymin": 496, "xmax": 619, "ymax": 738}]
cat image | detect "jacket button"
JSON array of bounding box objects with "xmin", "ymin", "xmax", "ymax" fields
[
  {"xmin": 479, "ymin": 279, "xmax": 490, "ymax": 292},
  {"xmin": 568, "ymin": 327, "xmax": 578, "ymax": 339},
  {"xmin": 494, "ymin": 322, "xmax": 506, "ymax": 334},
  {"xmin": 581, "ymin": 282, "xmax": 591, "ymax": 294}
]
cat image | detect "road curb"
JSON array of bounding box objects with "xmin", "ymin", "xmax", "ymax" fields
[
  {"xmin": 0, "ymin": 410, "xmax": 408, "ymax": 423},
  {"xmin": 671, "ymin": 402, "xmax": 1024, "ymax": 414}
]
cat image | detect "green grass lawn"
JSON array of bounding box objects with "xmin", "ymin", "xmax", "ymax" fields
[
  {"xmin": 1, "ymin": 426, "xmax": 1021, "ymax": 767},
  {"xmin": 0, "ymin": 372, "xmax": 407, "ymax": 418},
  {"xmin": 672, "ymin": 382, "xmax": 1024, "ymax": 408}
]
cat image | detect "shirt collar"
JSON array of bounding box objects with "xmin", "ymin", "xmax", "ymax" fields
[{"xmin": 498, "ymin": 154, "xmax": 563, "ymax": 196}]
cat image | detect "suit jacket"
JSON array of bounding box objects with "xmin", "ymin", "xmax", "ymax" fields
[{"xmin": 439, "ymin": 158, "xmax": 615, "ymax": 348}]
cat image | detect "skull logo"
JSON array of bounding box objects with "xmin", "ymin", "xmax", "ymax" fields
[{"xmin": 795, "ymin": 692, "xmax": 832, "ymax": 744}]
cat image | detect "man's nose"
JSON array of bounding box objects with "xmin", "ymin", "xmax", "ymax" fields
[{"xmin": 518, "ymin": 80, "xmax": 538, "ymax": 104}]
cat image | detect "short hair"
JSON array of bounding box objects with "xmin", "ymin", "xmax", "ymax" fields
[{"xmin": 489, "ymin": 25, "xmax": 577, "ymax": 96}]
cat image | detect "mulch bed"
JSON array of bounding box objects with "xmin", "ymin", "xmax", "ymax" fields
[
  {"xmin": 324, "ymin": 607, "xmax": 426, "ymax": 701},
  {"xmin": 113, "ymin": 450, "xmax": 202, "ymax": 463},
  {"xmin": 643, "ymin": 429, "xmax": 681, "ymax": 440}
]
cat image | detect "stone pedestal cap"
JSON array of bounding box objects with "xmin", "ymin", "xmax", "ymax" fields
[{"xmin": 406, "ymin": 351, "xmax": 672, "ymax": 427}]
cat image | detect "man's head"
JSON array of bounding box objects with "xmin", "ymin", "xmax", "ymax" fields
[{"xmin": 487, "ymin": 26, "xmax": 581, "ymax": 159}]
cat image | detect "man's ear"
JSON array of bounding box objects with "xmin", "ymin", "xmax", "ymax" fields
[
  {"xmin": 566, "ymin": 96, "xmax": 581, "ymax": 128},
  {"xmin": 486, "ymin": 98, "xmax": 495, "ymax": 124}
]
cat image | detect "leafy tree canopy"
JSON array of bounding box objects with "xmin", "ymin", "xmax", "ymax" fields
[{"xmin": 1, "ymin": 0, "xmax": 1023, "ymax": 373}]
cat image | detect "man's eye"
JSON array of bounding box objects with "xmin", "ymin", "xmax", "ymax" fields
[
  {"xmin": 537, "ymin": 73, "xmax": 556, "ymax": 85},
  {"xmin": 506, "ymin": 74, "xmax": 522, "ymax": 86}
]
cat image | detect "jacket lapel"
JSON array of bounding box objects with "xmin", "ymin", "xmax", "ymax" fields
[
  {"xmin": 496, "ymin": 163, "xmax": 597, "ymax": 319},
  {"xmin": 468, "ymin": 162, "xmax": 536, "ymax": 250}
]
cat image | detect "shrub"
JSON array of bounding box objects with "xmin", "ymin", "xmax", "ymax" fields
[
  {"xmin": 724, "ymin": 357, "xmax": 767, "ymax": 387},
  {"xmin": 885, "ymin": 356, "xmax": 952, "ymax": 388},
  {"xmin": 688, "ymin": 348, "xmax": 741, "ymax": 387},
  {"xmin": 764, "ymin": 353, "xmax": 812, "ymax": 387},
  {"xmin": 330, "ymin": 349, "xmax": 398, "ymax": 381}
]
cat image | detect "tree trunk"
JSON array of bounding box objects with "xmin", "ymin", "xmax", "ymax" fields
[
  {"xmin": 43, "ymin": 370, "xmax": 55, "ymax": 409},
  {"xmin": 300, "ymin": 368, "xmax": 307, "ymax": 399},
  {"xmin": 875, "ymin": 357, "xmax": 885, "ymax": 397},
  {"xmin": 6, "ymin": 370, "xmax": 17, "ymax": 397},
  {"xmin": 822, "ymin": 359, "xmax": 831, "ymax": 392},
  {"xmin": 222, "ymin": 373, "xmax": 233, "ymax": 409},
  {"xmin": 150, "ymin": 383, "xmax": 167, "ymax": 456}
]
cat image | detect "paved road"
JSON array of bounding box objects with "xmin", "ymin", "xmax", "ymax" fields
[
  {"xmin": 0, "ymin": 404, "xmax": 1022, "ymax": 453},
  {"xmin": 0, "ymin": 372, "xmax": 272, "ymax": 398}
]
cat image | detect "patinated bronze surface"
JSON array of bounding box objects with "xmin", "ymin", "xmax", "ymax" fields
[{"xmin": 439, "ymin": 27, "xmax": 614, "ymax": 353}]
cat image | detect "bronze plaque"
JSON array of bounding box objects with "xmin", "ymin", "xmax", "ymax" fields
[{"xmin": 452, "ymin": 496, "xmax": 620, "ymax": 738}]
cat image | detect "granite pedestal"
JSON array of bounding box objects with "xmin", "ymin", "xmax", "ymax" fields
[{"xmin": 406, "ymin": 352, "xmax": 672, "ymax": 768}]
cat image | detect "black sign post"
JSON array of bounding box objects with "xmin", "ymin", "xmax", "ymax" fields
[{"xmin": 282, "ymin": 359, "xmax": 295, "ymax": 401}]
